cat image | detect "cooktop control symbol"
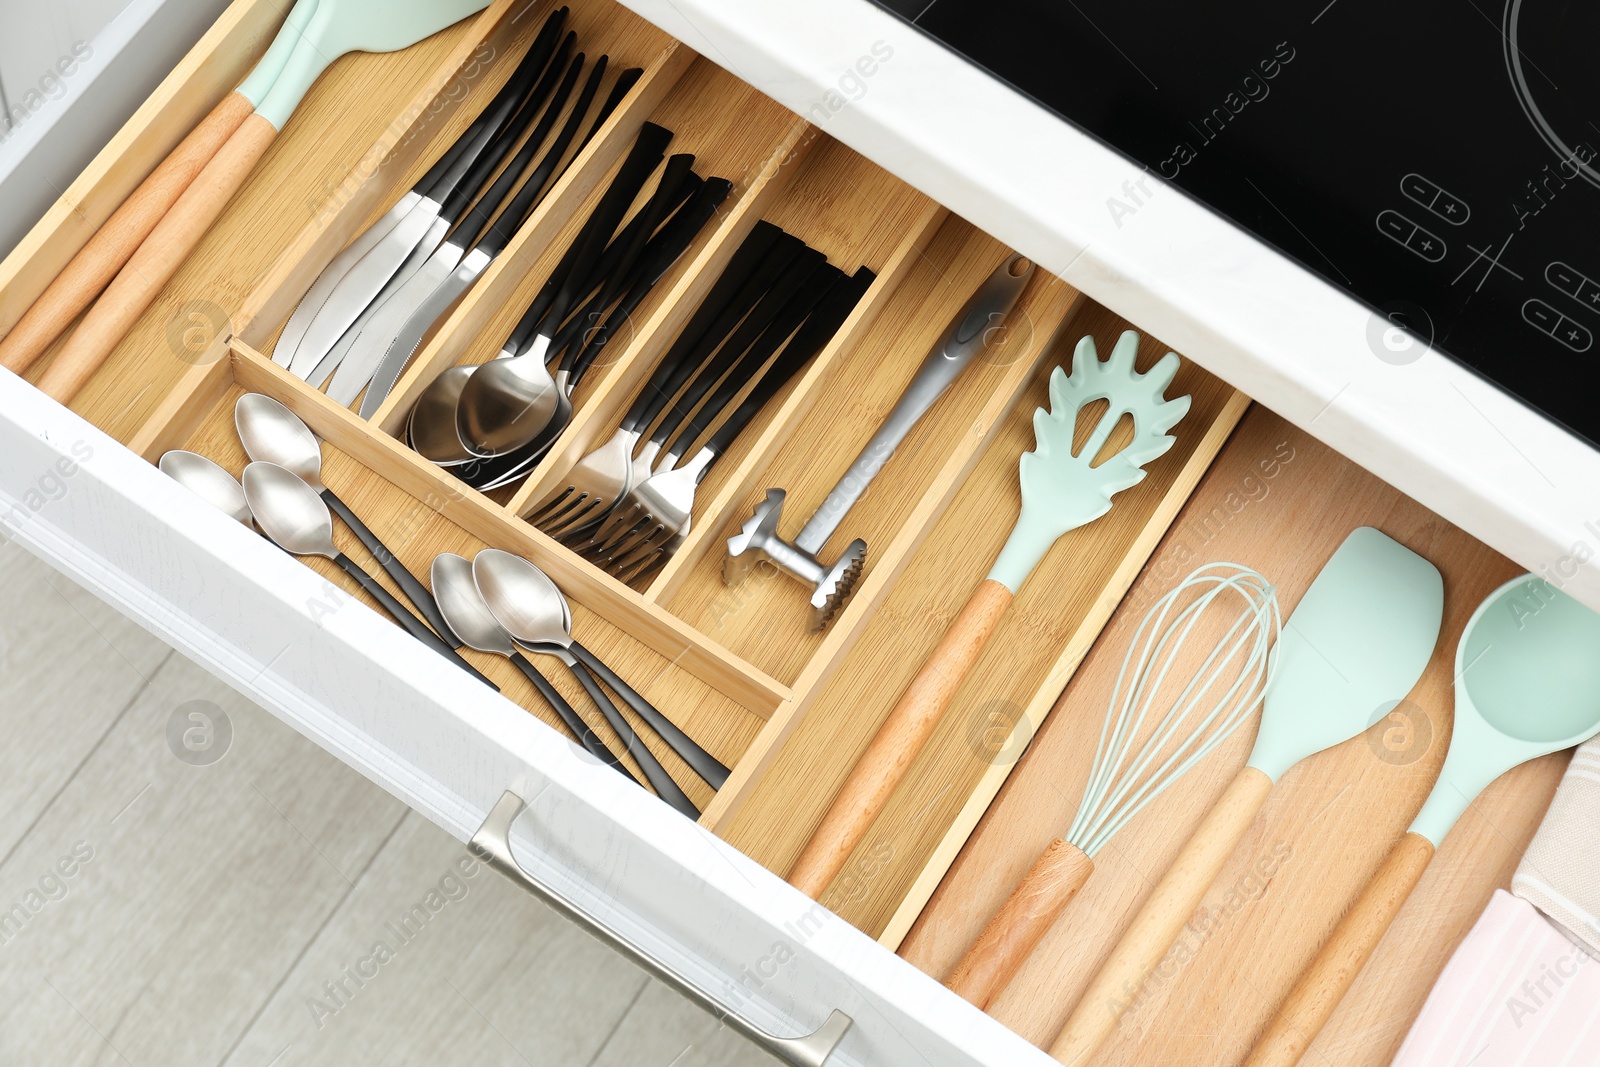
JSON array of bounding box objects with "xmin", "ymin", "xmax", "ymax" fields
[
  {"xmin": 1523, "ymin": 298, "xmax": 1593, "ymax": 351},
  {"xmin": 1401, "ymin": 173, "xmax": 1471, "ymax": 224},
  {"xmin": 1545, "ymin": 261, "xmax": 1600, "ymax": 316},
  {"xmin": 1377, "ymin": 210, "xmax": 1447, "ymax": 263}
]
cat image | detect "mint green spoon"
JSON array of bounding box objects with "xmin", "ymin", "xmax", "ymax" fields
[
  {"xmin": 39, "ymin": 0, "xmax": 494, "ymax": 403},
  {"xmin": 1247, "ymin": 575, "xmax": 1600, "ymax": 1067}
]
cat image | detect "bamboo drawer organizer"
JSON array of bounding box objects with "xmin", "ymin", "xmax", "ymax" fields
[{"xmin": 0, "ymin": 0, "xmax": 1259, "ymax": 1028}]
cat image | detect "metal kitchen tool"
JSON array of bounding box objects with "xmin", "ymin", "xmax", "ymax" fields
[
  {"xmin": 724, "ymin": 254, "xmax": 1033, "ymax": 631},
  {"xmin": 355, "ymin": 54, "xmax": 638, "ymax": 416},
  {"xmin": 408, "ymin": 164, "xmax": 716, "ymax": 470},
  {"xmin": 1054, "ymin": 526, "xmax": 1444, "ymax": 1065},
  {"xmin": 33, "ymin": 0, "xmax": 495, "ymax": 404},
  {"xmin": 945, "ymin": 563, "xmax": 1279, "ymax": 1011},
  {"xmin": 329, "ymin": 47, "xmax": 593, "ymax": 407},
  {"xmin": 158, "ymin": 450, "xmax": 253, "ymax": 526},
  {"xmin": 471, "ymin": 549, "xmax": 705, "ymax": 816},
  {"xmin": 430, "ymin": 552, "xmax": 637, "ymax": 781},
  {"xmin": 577, "ymin": 251, "xmax": 837, "ymax": 574},
  {"xmin": 787, "ymin": 330, "xmax": 1192, "ymax": 899},
  {"xmin": 240, "ymin": 461, "xmax": 494, "ymax": 687},
  {"xmin": 455, "ymin": 123, "xmax": 674, "ymax": 457},
  {"xmin": 1238, "ymin": 574, "xmax": 1600, "ymax": 1067},
  {"xmin": 234, "ymin": 393, "xmax": 457, "ymax": 646},
  {"xmin": 281, "ymin": 9, "xmax": 571, "ymax": 375},
  {"xmin": 528, "ymin": 219, "xmax": 785, "ymax": 535},
  {"xmin": 0, "ymin": 0, "xmax": 321, "ymax": 377}
]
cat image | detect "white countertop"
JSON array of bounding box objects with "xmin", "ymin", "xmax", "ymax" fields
[{"xmin": 620, "ymin": 0, "xmax": 1600, "ymax": 611}]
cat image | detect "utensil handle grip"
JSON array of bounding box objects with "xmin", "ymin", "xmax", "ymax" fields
[
  {"xmin": 570, "ymin": 640, "xmax": 729, "ymax": 789},
  {"xmin": 331, "ymin": 554, "xmax": 498, "ymax": 690},
  {"xmin": 1051, "ymin": 765, "xmax": 1273, "ymax": 1065},
  {"xmin": 1240, "ymin": 831, "xmax": 1435, "ymax": 1067},
  {"xmin": 321, "ymin": 488, "xmax": 453, "ymax": 647},
  {"xmin": 0, "ymin": 92, "xmax": 254, "ymax": 375},
  {"xmin": 946, "ymin": 838, "xmax": 1093, "ymax": 1010},
  {"xmin": 35, "ymin": 114, "xmax": 278, "ymax": 403},
  {"xmin": 509, "ymin": 652, "xmax": 637, "ymax": 783},
  {"xmin": 788, "ymin": 578, "xmax": 1013, "ymax": 898},
  {"xmin": 568, "ymin": 660, "xmax": 699, "ymax": 819}
]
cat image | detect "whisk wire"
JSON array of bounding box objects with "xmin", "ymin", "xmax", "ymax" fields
[{"xmin": 1066, "ymin": 563, "xmax": 1280, "ymax": 857}]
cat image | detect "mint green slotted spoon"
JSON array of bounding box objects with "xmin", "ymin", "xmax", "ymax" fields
[
  {"xmin": 1246, "ymin": 574, "xmax": 1600, "ymax": 1067},
  {"xmin": 38, "ymin": 0, "xmax": 495, "ymax": 403},
  {"xmin": 788, "ymin": 329, "xmax": 1192, "ymax": 898}
]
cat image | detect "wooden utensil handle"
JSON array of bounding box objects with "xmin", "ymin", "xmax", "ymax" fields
[
  {"xmin": 1051, "ymin": 765, "xmax": 1273, "ymax": 1065},
  {"xmin": 0, "ymin": 92, "xmax": 253, "ymax": 375},
  {"xmin": 34, "ymin": 113, "xmax": 277, "ymax": 403},
  {"xmin": 1242, "ymin": 831, "xmax": 1435, "ymax": 1067},
  {"xmin": 946, "ymin": 838, "xmax": 1093, "ymax": 1009},
  {"xmin": 788, "ymin": 578, "xmax": 1014, "ymax": 898}
]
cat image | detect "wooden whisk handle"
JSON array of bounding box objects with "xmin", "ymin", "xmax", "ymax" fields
[
  {"xmin": 1242, "ymin": 831, "xmax": 1435, "ymax": 1067},
  {"xmin": 788, "ymin": 579, "xmax": 1014, "ymax": 899},
  {"xmin": 1051, "ymin": 765, "xmax": 1273, "ymax": 1065},
  {"xmin": 0, "ymin": 92, "xmax": 253, "ymax": 375},
  {"xmin": 946, "ymin": 838, "xmax": 1093, "ymax": 1010}
]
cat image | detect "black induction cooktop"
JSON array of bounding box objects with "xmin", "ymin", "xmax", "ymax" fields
[{"xmin": 871, "ymin": 0, "xmax": 1600, "ymax": 450}]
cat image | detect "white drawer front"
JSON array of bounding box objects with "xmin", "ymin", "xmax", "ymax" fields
[{"xmin": 0, "ymin": 369, "xmax": 1056, "ymax": 1066}]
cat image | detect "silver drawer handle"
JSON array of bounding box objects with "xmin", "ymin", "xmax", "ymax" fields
[{"xmin": 472, "ymin": 790, "xmax": 853, "ymax": 1066}]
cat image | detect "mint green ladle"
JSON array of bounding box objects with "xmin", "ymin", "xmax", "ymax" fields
[{"xmin": 1246, "ymin": 575, "xmax": 1600, "ymax": 1067}]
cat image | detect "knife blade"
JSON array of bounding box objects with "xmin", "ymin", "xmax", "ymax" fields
[
  {"xmin": 304, "ymin": 212, "xmax": 451, "ymax": 387},
  {"xmin": 273, "ymin": 189, "xmax": 419, "ymax": 367},
  {"xmin": 358, "ymin": 246, "xmax": 494, "ymax": 417},
  {"xmin": 326, "ymin": 242, "xmax": 464, "ymax": 404}
]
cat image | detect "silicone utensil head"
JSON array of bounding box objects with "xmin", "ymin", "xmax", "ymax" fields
[
  {"xmin": 1409, "ymin": 575, "xmax": 1600, "ymax": 845},
  {"xmin": 987, "ymin": 331, "xmax": 1190, "ymax": 592},
  {"xmin": 1246, "ymin": 527, "xmax": 1444, "ymax": 780},
  {"xmin": 255, "ymin": 0, "xmax": 493, "ymax": 129}
]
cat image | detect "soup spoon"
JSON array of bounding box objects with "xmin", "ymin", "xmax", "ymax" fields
[
  {"xmin": 158, "ymin": 450, "xmax": 252, "ymax": 526},
  {"xmin": 430, "ymin": 552, "xmax": 636, "ymax": 783},
  {"xmin": 240, "ymin": 461, "xmax": 494, "ymax": 688},
  {"xmin": 1229, "ymin": 574, "xmax": 1600, "ymax": 1067},
  {"xmin": 235, "ymin": 392, "xmax": 457, "ymax": 645}
]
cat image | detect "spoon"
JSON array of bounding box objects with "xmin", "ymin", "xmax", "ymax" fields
[
  {"xmin": 158, "ymin": 450, "xmax": 253, "ymax": 526},
  {"xmin": 240, "ymin": 461, "xmax": 495, "ymax": 688},
  {"xmin": 1237, "ymin": 574, "xmax": 1600, "ymax": 1067},
  {"xmin": 472, "ymin": 548, "xmax": 731, "ymax": 791},
  {"xmin": 235, "ymin": 393, "xmax": 458, "ymax": 645},
  {"xmin": 430, "ymin": 553, "xmax": 637, "ymax": 782},
  {"xmin": 470, "ymin": 550, "xmax": 701, "ymax": 818}
]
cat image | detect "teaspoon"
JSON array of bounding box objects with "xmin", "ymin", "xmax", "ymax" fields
[{"xmin": 158, "ymin": 450, "xmax": 252, "ymax": 526}]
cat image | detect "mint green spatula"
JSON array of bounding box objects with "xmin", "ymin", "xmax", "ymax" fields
[
  {"xmin": 1054, "ymin": 525, "xmax": 1444, "ymax": 1064},
  {"xmin": 789, "ymin": 330, "xmax": 1191, "ymax": 898},
  {"xmin": 38, "ymin": 0, "xmax": 495, "ymax": 403},
  {"xmin": 1246, "ymin": 575, "xmax": 1600, "ymax": 1067}
]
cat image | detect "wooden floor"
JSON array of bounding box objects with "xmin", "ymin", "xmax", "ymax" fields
[{"xmin": 0, "ymin": 541, "xmax": 768, "ymax": 1066}]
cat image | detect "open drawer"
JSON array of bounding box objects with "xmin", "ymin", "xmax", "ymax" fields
[{"xmin": 0, "ymin": 0, "xmax": 1556, "ymax": 1064}]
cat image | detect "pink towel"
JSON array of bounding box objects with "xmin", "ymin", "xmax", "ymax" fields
[{"xmin": 1391, "ymin": 890, "xmax": 1600, "ymax": 1066}]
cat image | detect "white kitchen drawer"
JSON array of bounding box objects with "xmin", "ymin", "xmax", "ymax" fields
[{"xmin": 2, "ymin": 0, "xmax": 1521, "ymax": 1064}]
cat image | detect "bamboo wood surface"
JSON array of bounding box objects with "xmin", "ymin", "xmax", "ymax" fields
[
  {"xmin": 1239, "ymin": 831, "xmax": 1436, "ymax": 1067},
  {"xmin": 947, "ymin": 838, "xmax": 1094, "ymax": 1010},
  {"xmin": 788, "ymin": 577, "xmax": 1015, "ymax": 897},
  {"xmin": 897, "ymin": 407, "xmax": 1565, "ymax": 1065},
  {"xmin": 1051, "ymin": 764, "xmax": 1276, "ymax": 1063},
  {"xmin": 0, "ymin": 92, "xmax": 254, "ymax": 375},
  {"xmin": 37, "ymin": 115, "xmax": 280, "ymax": 403}
]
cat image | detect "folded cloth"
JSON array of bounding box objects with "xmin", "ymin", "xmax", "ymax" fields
[
  {"xmin": 1514, "ymin": 738, "xmax": 1600, "ymax": 954},
  {"xmin": 1392, "ymin": 890, "xmax": 1600, "ymax": 1067}
]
